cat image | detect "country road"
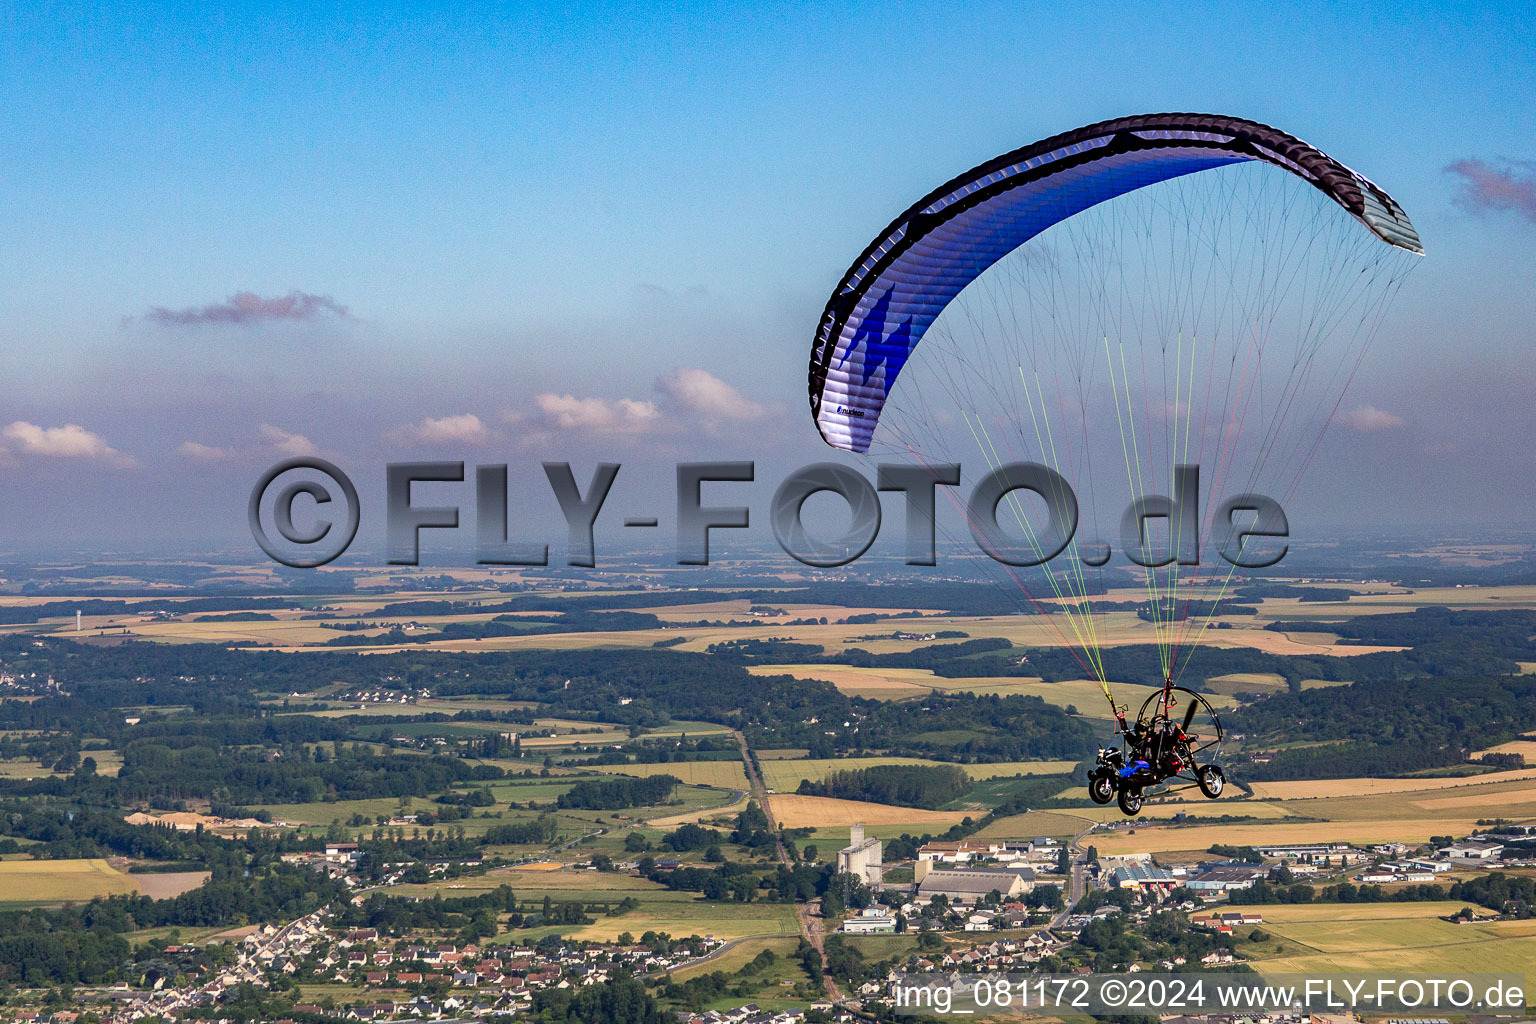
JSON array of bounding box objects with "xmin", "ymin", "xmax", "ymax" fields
[
  {"xmin": 1052, "ymin": 821, "xmax": 1097, "ymax": 930},
  {"xmin": 734, "ymin": 729, "xmax": 843, "ymax": 1002}
]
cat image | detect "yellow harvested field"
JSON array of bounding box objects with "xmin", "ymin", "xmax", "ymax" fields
[
  {"xmin": 247, "ymin": 600, "xmax": 1407, "ymax": 657},
  {"xmin": 640, "ymin": 599, "xmax": 944, "ymax": 623},
  {"xmin": 758, "ymin": 757, "xmax": 1076, "ymax": 792},
  {"xmin": 1065, "ymin": 800, "xmax": 1298, "ymax": 822},
  {"xmin": 1259, "ymin": 584, "xmax": 1536, "ymax": 616},
  {"xmin": 1474, "ymin": 737, "xmax": 1536, "ymax": 758},
  {"xmin": 765, "ymin": 794, "xmax": 972, "ymax": 828},
  {"xmin": 0, "ymin": 859, "xmax": 140, "ymax": 903},
  {"xmin": 1247, "ymin": 768, "xmax": 1536, "ymax": 800},
  {"xmin": 1413, "ymin": 785, "xmax": 1536, "ymax": 811},
  {"xmin": 746, "ymin": 664, "xmax": 937, "ymax": 699},
  {"xmin": 927, "ymin": 676, "xmax": 1238, "ymax": 719},
  {"xmin": 588, "ymin": 761, "xmax": 748, "ymax": 790},
  {"xmin": 1277, "ymin": 777, "xmax": 1536, "ymax": 824}
]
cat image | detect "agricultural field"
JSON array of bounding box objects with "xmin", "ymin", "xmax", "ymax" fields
[
  {"xmin": 1243, "ymin": 902, "xmax": 1536, "ymax": 978},
  {"xmin": 1246, "ymin": 767, "xmax": 1536, "ymax": 800},
  {"xmin": 1066, "ymin": 799, "xmax": 1299, "ymax": 822},
  {"xmin": 668, "ymin": 936, "xmax": 801, "ymax": 982},
  {"xmin": 237, "ymin": 598, "xmax": 1420, "ymax": 657},
  {"xmin": 132, "ymin": 871, "xmax": 212, "ymax": 899},
  {"xmin": 757, "ymin": 757, "xmax": 1076, "ymax": 792},
  {"xmin": 394, "ymin": 867, "xmax": 800, "ymax": 943},
  {"xmin": 0, "ymin": 759, "xmax": 59, "ymax": 780},
  {"xmin": 645, "ymin": 792, "xmax": 751, "ymax": 829},
  {"xmin": 972, "ymin": 810, "xmax": 1096, "ymax": 841},
  {"xmin": 765, "ymin": 794, "xmax": 973, "ymax": 828},
  {"xmin": 928, "ymin": 676, "xmax": 1240, "ymax": 719},
  {"xmin": 0, "ymin": 859, "xmax": 140, "ymax": 907},
  {"xmin": 1472, "ymin": 736, "xmax": 1536, "ymax": 759},
  {"xmin": 253, "ymin": 795, "xmax": 442, "ymax": 826},
  {"xmin": 587, "ymin": 760, "xmax": 749, "ymax": 790},
  {"xmin": 745, "ymin": 664, "xmax": 938, "ymax": 699},
  {"xmin": 1090, "ymin": 818, "xmax": 1489, "ymax": 856}
]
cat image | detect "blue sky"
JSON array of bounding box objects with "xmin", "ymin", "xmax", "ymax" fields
[{"xmin": 1, "ymin": 2, "xmax": 1534, "ymax": 551}]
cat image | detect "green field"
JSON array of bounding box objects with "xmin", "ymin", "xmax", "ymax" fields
[
  {"xmin": 757, "ymin": 757, "xmax": 1076, "ymax": 793},
  {"xmin": 1245, "ymin": 902, "xmax": 1536, "ymax": 983},
  {"xmin": 669, "ymin": 936, "xmax": 801, "ymax": 981},
  {"xmin": 972, "ymin": 810, "xmax": 1096, "ymax": 841},
  {"xmin": 397, "ymin": 867, "xmax": 800, "ymax": 942}
]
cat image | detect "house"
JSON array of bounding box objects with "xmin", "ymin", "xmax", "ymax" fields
[
  {"xmin": 841, "ymin": 914, "xmax": 897, "ymax": 934},
  {"xmin": 1191, "ymin": 911, "xmax": 1263, "ymax": 930}
]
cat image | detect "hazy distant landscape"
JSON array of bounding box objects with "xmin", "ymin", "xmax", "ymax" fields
[{"xmin": 2, "ymin": 539, "xmax": 1536, "ymax": 1017}]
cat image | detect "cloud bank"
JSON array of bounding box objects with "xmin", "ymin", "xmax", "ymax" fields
[
  {"xmin": 146, "ymin": 291, "xmax": 350, "ymax": 326},
  {"xmin": 655, "ymin": 367, "xmax": 766, "ymax": 421},
  {"xmin": 531, "ymin": 393, "xmax": 661, "ymax": 433},
  {"xmin": 1337, "ymin": 404, "xmax": 1407, "ymax": 432},
  {"xmin": 390, "ymin": 413, "xmax": 491, "ymax": 445},
  {"xmin": 1446, "ymin": 159, "xmax": 1536, "ymax": 222},
  {"xmin": 3, "ymin": 421, "xmax": 136, "ymax": 468},
  {"xmin": 258, "ymin": 423, "xmax": 318, "ymax": 456}
]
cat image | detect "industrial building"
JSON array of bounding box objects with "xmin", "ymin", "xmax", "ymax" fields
[
  {"xmin": 914, "ymin": 861, "xmax": 1031, "ymax": 901},
  {"xmin": 836, "ymin": 824, "xmax": 883, "ymax": 886}
]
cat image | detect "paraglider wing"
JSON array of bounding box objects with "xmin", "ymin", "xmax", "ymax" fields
[{"xmin": 809, "ymin": 112, "xmax": 1421, "ymax": 453}]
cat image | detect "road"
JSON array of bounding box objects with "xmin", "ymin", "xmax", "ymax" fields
[
  {"xmin": 734, "ymin": 729, "xmax": 842, "ymax": 1002},
  {"xmin": 1051, "ymin": 821, "xmax": 1098, "ymax": 930}
]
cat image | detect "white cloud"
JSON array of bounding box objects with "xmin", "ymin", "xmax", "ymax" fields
[
  {"xmin": 532, "ymin": 393, "xmax": 660, "ymax": 433},
  {"xmin": 390, "ymin": 413, "xmax": 491, "ymax": 445},
  {"xmin": 179, "ymin": 440, "xmax": 237, "ymax": 461},
  {"xmin": 1337, "ymin": 404, "xmax": 1407, "ymax": 432},
  {"xmin": 2, "ymin": 421, "xmax": 136, "ymax": 468},
  {"xmin": 258, "ymin": 423, "xmax": 318, "ymax": 456},
  {"xmin": 655, "ymin": 367, "xmax": 765, "ymax": 421}
]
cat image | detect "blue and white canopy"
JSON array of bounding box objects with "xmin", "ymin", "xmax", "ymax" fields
[{"xmin": 808, "ymin": 113, "xmax": 1421, "ymax": 453}]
